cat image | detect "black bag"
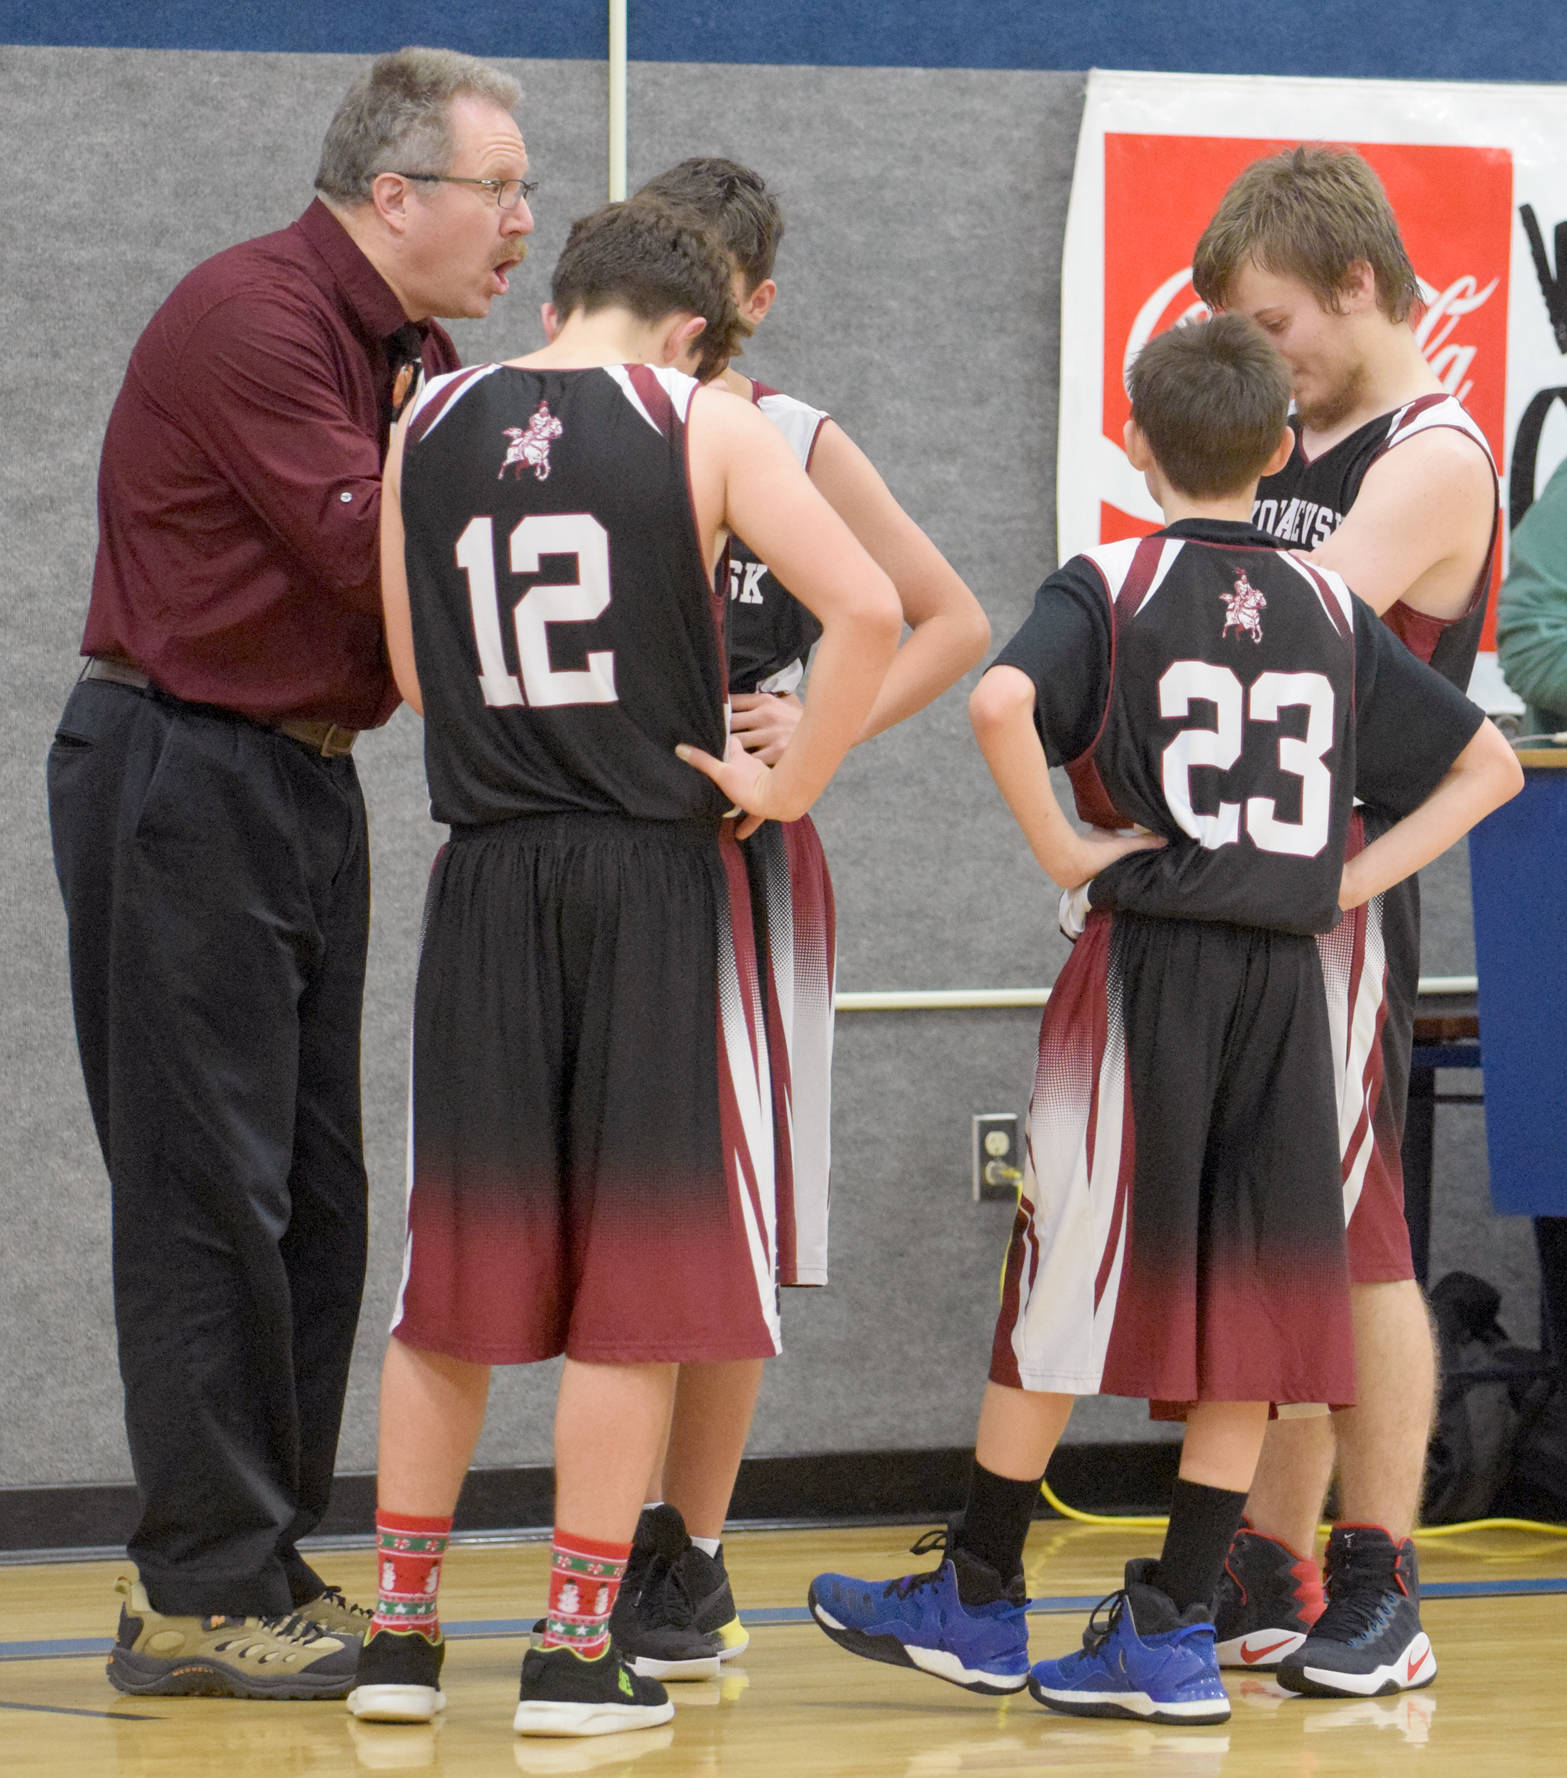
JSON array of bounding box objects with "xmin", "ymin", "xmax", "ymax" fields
[
  {"xmin": 1422, "ymin": 1272, "xmax": 1554, "ymax": 1524},
  {"xmin": 1493, "ymin": 1380, "xmax": 1567, "ymax": 1522}
]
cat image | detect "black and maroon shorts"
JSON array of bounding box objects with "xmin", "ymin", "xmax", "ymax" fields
[
  {"xmin": 392, "ymin": 811, "xmax": 780, "ymax": 1366},
  {"xmin": 990, "ymin": 909, "xmax": 1356, "ymax": 1412}
]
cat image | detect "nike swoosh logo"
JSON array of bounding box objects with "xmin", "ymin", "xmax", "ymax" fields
[
  {"xmin": 1407, "ymin": 1647, "xmax": 1431, "ymax": 1681},
  {"xmin": 1240, "ymin": 1637, "xmax": 1294, "ymax": 1664}
]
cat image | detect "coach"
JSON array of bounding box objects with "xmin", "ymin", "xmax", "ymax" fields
[{"xmin": 46, "ymin": 48, "xmax": 532, "ymax": 1689}]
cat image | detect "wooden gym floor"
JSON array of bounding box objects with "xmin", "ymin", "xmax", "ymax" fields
[{"xmin": 4, "ymin": 1521, "xmax": 1565, "ymax": 1776}]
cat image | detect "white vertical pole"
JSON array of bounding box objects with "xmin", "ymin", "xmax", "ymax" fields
[{"xmin": 608, "ymin": 0, "xmax": 628, "ymax": 200}]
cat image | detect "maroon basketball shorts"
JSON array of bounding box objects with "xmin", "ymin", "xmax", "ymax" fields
[
  {"xmin": 392, "ymin": 811, "xmax": 781, "ymax": 1366},
  {"xmin": 990, "ymin": 910, "xmax": 1356, "ymax": 1412},
  {"xmin": 1317, "ymin": 809, "xmax": 1421, "ymax": 1285},
  {"xmin": 742, "ymin": 815, "xmax": 836, "ymax": 1288}
]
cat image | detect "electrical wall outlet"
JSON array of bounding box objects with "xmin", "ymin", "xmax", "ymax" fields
[{"xmin": 972, "ymin": 1112, "xmax": 1023, "ymax": 1201}]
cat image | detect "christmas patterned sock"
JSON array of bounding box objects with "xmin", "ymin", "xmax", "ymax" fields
[
  {"xmin": 539, "ymin": 1531, "xmax": 631, "ymax": 1659},
  {"xmin": 371, "ymin": 1510, "xmax": 453, "ymax": 1640}
]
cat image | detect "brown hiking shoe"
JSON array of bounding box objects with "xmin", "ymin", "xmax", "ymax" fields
[
  {"xmin": 106, "ymin": 1575, "xmax": 359, "ymax": 1699},
  {"xmin": 299, "ymin": 1585, "xmax": 374, "ymax": 1640}
]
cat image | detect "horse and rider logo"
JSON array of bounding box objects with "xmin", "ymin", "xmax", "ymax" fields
[
  {"xmin": 500, "ymin": 401, "xmax": 564, "ymax": 481},
  {"xmin": 1220, "ymin": 568, "xmax": 1266, "ymax": 643}
]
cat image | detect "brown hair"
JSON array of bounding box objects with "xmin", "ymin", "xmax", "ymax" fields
[
  {"xmin": 1127, "ymin": 314, "xmax": 1291, "ymax": 499},
  {"xmin": 634, "ymin": 157, "xmax": 784, "ymax": 291},
  {"xmin": 1191, "ymin": 144, "xmax": 1421, "ymax": 323},
  {"xmin": 550, "ymin": 199, "xmax": 744, "ymax": 381},
  {"xmin": 314, "ymin": 47, "xmax": 521, "ymax": 205}
]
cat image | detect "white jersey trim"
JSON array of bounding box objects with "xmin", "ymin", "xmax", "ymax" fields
[
  {"xmin": 756, "ymin": 391, "xmax": 829, "ymax": 468},
  {"xmin": 604, "ymin": 362, "xmax": 699, "ymax": 433},
  {"xmin": 404, "ymin": 362, "xmax": 502, "ymax": 440},
  {"xmin": 1384, "ymin": 393, "xmax": 1496, "ymax": 470},
  {"xmin": 1081, "ymin": 535, "xmax": 1183, "ymax": 615}
]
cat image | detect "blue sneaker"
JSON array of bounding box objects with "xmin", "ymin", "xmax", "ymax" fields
[
  {"xmin": 1027, "ymin": 1559, "xmax": 1230, "ymax": 1725},
  {"xmin": 808, "ymin": 1528, "xmax": 1029, "ymax": 1694}
]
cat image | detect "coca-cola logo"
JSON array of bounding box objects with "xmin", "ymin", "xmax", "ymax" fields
[
  {"xmin": 1118, "ymin": 268, "xmax": 1499, "ymax": 409},
  {"xmin": 1414, "ymin": 274, "xmax": 1500, "ymax": 406}
]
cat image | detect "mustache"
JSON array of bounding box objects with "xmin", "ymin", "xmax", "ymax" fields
[{"xmin": 495, "ymin": 241, "xmax": 527, "ymax": 268}]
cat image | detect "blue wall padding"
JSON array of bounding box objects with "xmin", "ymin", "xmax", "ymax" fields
[{"xmin": 6, "ymin": 0, "xmax": 1567, "ymax": 82}]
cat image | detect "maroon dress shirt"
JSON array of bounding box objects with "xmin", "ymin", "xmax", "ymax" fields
[{"xmin": 83, "ymin": 199, "xmax": 461, "ymax": 729}]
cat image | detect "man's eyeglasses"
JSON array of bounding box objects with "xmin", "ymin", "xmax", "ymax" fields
[{"xmin": 398, "ymin": 173, "xmax": 538, "ymax": 210}]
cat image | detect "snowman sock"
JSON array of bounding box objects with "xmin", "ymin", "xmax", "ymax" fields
[
  {"xmin": 370, "ymin": 1510, "xmax": 452, "ymax": 1640},
  {"xmin": 539, "ymin": 1530, "xmax": 632, "ymax": 1658}
]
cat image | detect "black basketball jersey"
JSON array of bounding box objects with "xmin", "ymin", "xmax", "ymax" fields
[
  {"xmin": 1252, "ymin": 393, "xmax": 1498, "ymax": 690},
  {"xmin": 725, "ymin": 382, "xmax": 828, "ymax": 694},
  {"xmin": 994, "ymin": 520, "xmax": 1483, "ymax": 936},
  {"xmin": 399, "ymin": 362, "xmax": 729, "ymax": 826}
]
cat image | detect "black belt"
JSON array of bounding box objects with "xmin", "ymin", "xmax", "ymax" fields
[{"xmin": 81, "ymin": 657, "xmax": 359, "ymax": 757}]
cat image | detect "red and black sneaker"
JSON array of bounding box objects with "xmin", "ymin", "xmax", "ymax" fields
[{"xmin": 1213, "ymin": 1524, "xmax": 1325, "ymax": 1670}]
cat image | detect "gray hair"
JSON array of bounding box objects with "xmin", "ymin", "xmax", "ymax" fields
[{"xmin": 315, "ymin": 46, "xmax": 521, "ymax": 204}]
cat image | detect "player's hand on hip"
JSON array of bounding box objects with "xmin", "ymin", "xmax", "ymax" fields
[
  {"xmin": 1068, "ymin": 825, "xmax": 1165, "ymax": 886},
  {"xmin": 729, "ymin": 690, "xmax": 804, "ymax": 764},
  {"xmin": 676, "ymin": 734, "xmax": 778, "ymax": 837}
]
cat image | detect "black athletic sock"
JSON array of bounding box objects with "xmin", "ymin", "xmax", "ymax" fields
[
  {"xmin": 1153, "ymin": 1478, "xmax": 1251, "ymax": 1614},
  {"xmin": 951, "ymin": 1459, "xmax": 1042, "ymax": 1587}
]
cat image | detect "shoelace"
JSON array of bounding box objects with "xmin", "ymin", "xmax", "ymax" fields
[
  {"xmin": 315, "ymin": 1586, "xmax": 373, "ymax": 1623},
  {"xmin": 649, "ymin": 1558, "xmax": 701, "ymax": 1629},
  {"xmin": 881, "ymin": 1527, "xmax": 952, "ymax": 1600},
  {"xmin": 257, "ymin": 1610, "xmax": 335, "ymax": 1645},
  {"xmin": 1313, "ymin": 1553, "xmax": 1400, "ymax": 1641},
  {"xmin": 1080, "ymin": 1587, "xmax": 1128, "ymax": 1651},
  {"xmin": 206, "ymin": 1611, "xmax": 332, "ymax": 1657}
]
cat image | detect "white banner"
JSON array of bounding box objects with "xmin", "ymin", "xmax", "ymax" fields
[{"xmin": 1059, "ymin": 68, "xmax": 1567, "ymax": 711}]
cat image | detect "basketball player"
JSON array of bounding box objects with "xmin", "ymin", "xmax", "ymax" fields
[
  {"xmin": 1190, "ymin": 144, "xmax": 1499, "ymax": 1697},
  {"xmin": 599, "ymin": 157, "xmax": 990, "ymax": 1681},
  {"xmin": 806, "ymin": 315, "xmax": 1519, "ymax": 1725},
  {"xmin": 344, "ymin": 199, "xmax": 900, "ymax": 1737}
]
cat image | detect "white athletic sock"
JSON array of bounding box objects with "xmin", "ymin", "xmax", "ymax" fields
[{"xmin": 691, "ymin": 1535, "xmax": 721, "ymax": 1559}]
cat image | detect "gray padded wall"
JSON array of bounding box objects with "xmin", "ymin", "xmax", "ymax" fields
[{"xmin": 1, "ymin": 45, "xmax": 1537, "ymax": 1492}]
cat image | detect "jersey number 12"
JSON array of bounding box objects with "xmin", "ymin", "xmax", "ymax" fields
[{"xmin": 456, "ymin": 513, "xmax": 618, "ymax": 708}]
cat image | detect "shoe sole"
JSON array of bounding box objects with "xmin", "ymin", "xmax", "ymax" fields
[
  {"xmin": 627, "ymin": 1650, "xmax": 722, "ymax": 1681},
  {"xmin": 807, "ymin": 1592, "xmax": 1028, "ymax": 1696},
  {"xmin": 346, "ymin": 1682, "xmax": 447, "ymax": 1722},
  {"xmin": 1276, "ymin": 1632, "xmax": 1436, "ymax": 1698},
  {"xmin": 107, "ymin": 1649, "xmax": 353, "ymax": 1700},
  {"xmin": 1215, "ymin": 1628, "xmax": 1309, "ymax": 1669},
  {"xmin": 625, "ymin": 1613, "xmax": 749, "ymax": 1680},
  {"xmin": 513, "ymin": 1699, "xmax": 676, "ymax": 1736},
  {"xmin": 1027, "ymin": 1676, "xmax": 1231, "ymax": 1725}
]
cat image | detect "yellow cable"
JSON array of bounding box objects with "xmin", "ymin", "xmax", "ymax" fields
[{"xmin": 1038, "ymin": 1473, "xmax": 1567, "ymax": 1539}]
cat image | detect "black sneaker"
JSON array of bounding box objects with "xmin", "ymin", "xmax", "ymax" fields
[
  {"xmin": 346, "ymin": 1628, "xmax": 447, "ymax": 1722},
  {"xmin": 615, "ymin": 1505, "xmax": 747, "ymax": 1680},
  {"xmin": 1276, "ymin": 1526, "xmax": 1435, "ymax": 1697},
  {"xmin": 1213, "ymin": 1525, "xmax": 1326, "ymax": 1669},
  {"xmin": 607, "ymin": 1505, "xmax": 665, "ymax": 1642},
  {"xmin": 513, "ymin": 1643, "xmax": 674, "ymax": 1736},
  {"xmin": 105, "ymin": 1574, "xmax": 360, "ymax": 1700}
]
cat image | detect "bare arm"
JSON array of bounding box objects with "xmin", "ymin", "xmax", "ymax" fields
[
  {"xmin": 1339, "ymin": 718, "xmax": 1521, "ymax": 909},
  {"xmin": 379, "ymin": 416, "xmax": 422, "ymax": 716},
  {"xmin": 1308, "ymin": 429, "xmax": 1495, "ymax": 618},
  {"xmin": 681, "ymin": 391, "xmax": 901, "ymax": 822},
  {"xmin": 968, "ymin": 665, "xmax": 1164, "ymax": 889}
]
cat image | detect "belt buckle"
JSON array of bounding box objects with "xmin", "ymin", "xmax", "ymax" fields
[{"xmin": 319, "ymin": 723, "xmax": 353, "ymax": 757}]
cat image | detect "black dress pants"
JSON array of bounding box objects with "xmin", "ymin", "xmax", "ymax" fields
[{"xmin": 47, "ymin": 678, "xmax": 370, "ymax": 1616}]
